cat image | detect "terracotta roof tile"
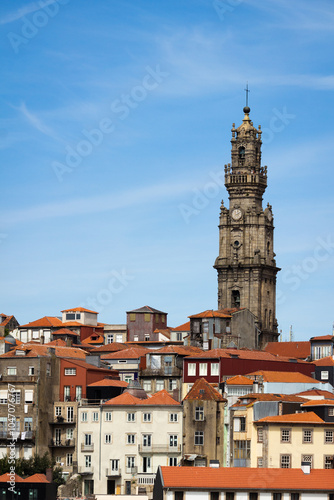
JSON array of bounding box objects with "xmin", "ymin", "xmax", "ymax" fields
[
  {"xmin": 301, "ymin": 399, "xmax": 334, "ymax": 407},
  {"xmin": 0, "ymin": 343, "xmax": 87, "ymax": 359},
  {"xmin": 310, "ymin": 335, "xmax": 334, "ymax": 341},
  {"xmin": 0, "ymin": 315, "xmax": 15, "ymax": 328},
  {"xmin": 24, "ymin": 473, "xmax": 50, "ymax": 483},
  {"xmin": 226, "ymin": 375, "xmax": 253, "ymax": 386},
  {"xmin": 81, "ymin": 334, "xmax": 104, "ymax": 345},
  {"xmin": 19, "ymin": 316, "xmax": 63, "ymax": 328},
  {"xmin": 101, "ymin": 347, "xmax": 150, "ymax": 360},
  {"xmin": 246, "ymin": 370, "xmax": 316, "ymax": 383},
  {"xmin": 45, "ymin": 339, "xmax": 67, "ymax": 346},
  {"xmin": 264, "ymin": 341, "xmax": 310, "ymax": 359},
  {"xmin": 88, "ymin": 378, "xmax": 128, "ymax": 387},
  {"xmin": 184, "ymin": 378, "xmax": 226, "ymax": 402},
  {"xmin": 90, "ymin": 342, "xmax": 128, "ymax": 353},
  {"xmin": 187, "ymin": 348, "xmax": 293, "ymax": 361},
  {"xmin": 189, "ymin": 309, "xmax": 232, "ymax": 319},
  {"xmin": 0, "ymin": 473, "xmax": 24, "ymax": 482},
  {"xmin": 173, "ymin": 321, "xmax": 190, "ymax": 331},
  {"xmin": 232, "ymin": 393, "xmax": 307, "ymax": 407},
  {"xmin": 52, "ymin": 328, "xmax": 79, "ymax": 336},
  {"xmin": 257, "ymin": 411, "xmax": 324, "ymax": 424},
  {"xmin": 61, "ymin": 307, "xmax": 98, "ymax": 314},
  {"xmin": 140, "ymin": 389, "xmax": 180, "ymax": 406},
  {"xmin": 153, "ymin": 345, "xmax": 202, "ymax": 355},
  {"xmin": 295, "ymin": 388, "xmax": 334, "ymax": 398},
  {"xmin": 313, "ymin": 356, "xmax": 334, "ymax": 366},
  {"xmin": 159, "ymin": 466, "xmax": 334, "ymax": 491},
  {"xmin": 104, "ymin": 392, "xmax": 143, "ymax": 406}
]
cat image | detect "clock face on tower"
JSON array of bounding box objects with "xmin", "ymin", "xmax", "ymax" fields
[{"xmin": 231, "ymin": 208, "xmax": 242, "ymax": 221}]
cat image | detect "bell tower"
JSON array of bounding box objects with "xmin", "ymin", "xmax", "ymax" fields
[{"xmin": 213, "ymin": 106, "xmax": 280, "ymax": 347}]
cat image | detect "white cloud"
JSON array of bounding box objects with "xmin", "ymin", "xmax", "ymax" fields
[{"xmin": 0, "ymin": 0, "xmax": 59, "ymax": 25}]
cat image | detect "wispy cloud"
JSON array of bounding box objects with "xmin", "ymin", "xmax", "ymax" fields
[
  {"xmin": 0, "ymin": 0, "xmax": 58, "ymax": 25},
  {"xmin": 15, "ymin": 102, "xmax": 60, "ymax": 141}
]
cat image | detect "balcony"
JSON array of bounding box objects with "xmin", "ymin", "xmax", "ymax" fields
[
  {"xmin": 138, "ymin": 444, "xmax": 181, "ymax": 454},
  {"xmin": 137, "ymin": 474, "xmax": 155, "ymax": 485},
  {"xmin": 50, "ymin": 438, "xmax": 75, "ymax": 448},
  {"xmin": 106, "ymin": 467, "xmax": 121, "ymax": 477},
  {"xmin": 49, "ymin": 416, "xmax": 76, "ymax": 424},
  {"xmin": 0, "ymin": 431, "xmax": 35, "ymax": 441},
  {"xmin": 78, "ymin": 466, "xmax": 94, "ymax": 475},
  {"xmin": 81, "ymin": 443, "xmax": 94, "ymax": 452},
  {"xmin": 140, "ymin": 367, "xmax": 182, "ymax": 377}
]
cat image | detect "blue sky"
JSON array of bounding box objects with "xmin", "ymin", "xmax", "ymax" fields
[{"xmin": 1, "ymin": 0, "xmax": 334, "ymax": 341}]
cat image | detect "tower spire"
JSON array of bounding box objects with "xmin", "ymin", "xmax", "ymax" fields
[{"xmin": 244, "ymin": 82, "xmax": 250, "ymax": 108}]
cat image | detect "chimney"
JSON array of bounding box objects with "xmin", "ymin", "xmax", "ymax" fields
[
  {"xmin": 45, "ymin": 468, "xmax": 53, "ymax": 482},
  {"xmin": 301, "ymin": 462, "xmax": 311, "ymax": 474}
]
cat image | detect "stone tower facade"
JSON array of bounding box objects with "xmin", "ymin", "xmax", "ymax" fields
[{"xmin": 213, "ymin": 106, "xmax": 280, "ymax": 347}]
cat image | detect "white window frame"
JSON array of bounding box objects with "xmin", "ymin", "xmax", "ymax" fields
[
  {"xmin": 211, "ymin": 362, "xmax": 219, "ymax": 376},
  {"xmin": 105, "ymin": 412, "xmax": 112, "ymax": 422},
  {"xmin": 81, "ymin": 412, "xmax": 88, "ymax": 423},
  {"xmin": 64, "ymin": 368, "xmax": 76, "ymax": 376},
  {"xmin": 127, "ymin": 412, "xmax": 135, "ymax": 422},
  {"xmin": 169, "ymin": 413, "xmax": 178, "ymax": 422},
  {"xmin": 199, "ymin": 363, "xmax": 207, "ymax": 376},
  {"xmin": 188, "ymin": 363, "xmax": 196, "ymax": 376},
  {"xmin": 143, "ymin": 413, "xmax": 151, "ymax": 422}
]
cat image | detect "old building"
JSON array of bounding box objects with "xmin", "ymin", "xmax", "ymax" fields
[
  {"xmin": 77, "ymin": 389, "xmax": 182, "ymax": 497},
  {"xmin": 126, "ymin": 306, "xmax": 168, "ymax": 342},
  {"xmin": 182, "ymin": 378, "xmax": 227, "ymax": 467},
  {"xmin": 213, "ymin": 107, "xmax": 280, "ymax": 347}
]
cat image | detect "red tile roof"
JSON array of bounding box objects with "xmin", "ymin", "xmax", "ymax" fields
[
  {"xmin": 159, "ymin": 466, "xmax": 334, "ymax": 491},
  {"xmin": 0, "ymin": 343, "xmax": 87, "ymax": 359},
  {"xmin": 88, "ymin": 379, "xmax": 128, "ymax": 387},
  {"xmin": 264, "ymin": 341, "xmax": 310, "ymax": 359},
  {"xmin": 127, "ymin": 305, "xmax": 167, "ymax": 314},
  {"xmin": 153, "ymin": 345, "xmax": 202, "ymax": 355},
  {"xmin": 232, "ymin": 393, "xmax": 307, "ymax": 407},
  {"xmin": 90, "ymin": 342, "xmax": 128, "ymax": 353},
  {"xmin": 104, "ymin": 389, "xmax": 180, "ymax": 406},
  {"xmin": 81, "ymin": 334, "xmax": 104, "ymax": 345},
  {"xmin": 246, "ymin": 370, "xmax": 316, "ymax": 384},
  {"xmin": 184, "ymin": 378, "xmax": 226, "ymax": 402},
  {"xmin": 257, "ymin": 411, "xmax": 324, "ymax": 424},
  {"xmin": 173, "ymin": 321, "xmax": 190, "ymax": 331},
  {"xmin": 187, "ymin": 348, "xmax": 298, "ymax": 362},
  {"xmin": 61, "ymin": 307, "xmax": 98, "ymax": 314},
  {"xmin": 310, "ymin": 335, "xmax": 334, "ymax": 341},
  {"xmin": 226, "ymin": 375, "xmax": 253, "ymax": 386},
  {"xmin": 52, "ymin": 328, "xmax": 79, "ymax": 336},
  {"xmin": 19, "ymin": 316, "xmax": 63, "ymax": 328},
  {"xmin": 62, "ymin": 358, "xmax": 112, "ymax": 372},
  {"xmin": 45, "ymin": 339, "xmax": 67, "ymax": 346},
  {"xmin": 104, "ymin": 392, "xmax": 143, "ymax": 406},
  {"xmin": 295, "ymin": 388, "xmax": 334, "ymax": 398},
  {"xmin": 24, "ymin": 473, "xmax": 50, "ymax": 483},
  {"xmin": 189, "ymin": 309, "xmax": 232, "ymax": 319},
  {"xmin": 0, "ymin": 315, "xmax": 15, "ymax": 328},
  {"xmin": 101, "ymin": 347, "xmax": 150, "ymax": 360},
  {"xmin": 301, "ymin": 399, "xmax": 334, "ymax": 407},
  {"xmin": 312, "ymin": 356, "xmax": 334, "ymax": 366},
  {"xmin": 0, "ymin": 473, "xmax": 24, "ymax": 482}
]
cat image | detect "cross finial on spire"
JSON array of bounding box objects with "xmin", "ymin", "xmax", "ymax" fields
[{"xmin": 244, "ymin": 82, "xmax": 250, "ymax": 107}]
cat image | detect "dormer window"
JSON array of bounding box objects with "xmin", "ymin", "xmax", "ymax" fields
[{"xmin": 238, "ymin": 146, "xmax": 245, "ymax": 159}]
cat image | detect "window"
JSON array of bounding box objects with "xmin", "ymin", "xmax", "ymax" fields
[
  {"xmin": 24, "ymin": 390, "xmax": 33, "ymax": 404},
  {"xmin": 199, "ymin": 363, "xmax": 207, "ymax": 376},
  {"xmin": 126, "ymin": 456, "xmax": 135, "ymax": 472},
  {"xmin": 188, "ymin": 363, "xmax": 196, "ymax": 376},
  {"xmin": 257, "ymin": 457, "xmax": 263, "ymax": 468},
  {"xmin": 24, "ymin": 418, "xmax": 32, "ymax": 432},
  {"xmin": 195, "ymin": 407, "xmax": 204, "ymax": 421},
  {"xmin": 85, "ymin": 455, "xmax": 92, "ymax": 468},
  {"xmin": 240, "ymin": 416, "xmax": 246, "ymax": 432},
  {"xmin": 156, "ymin": 379, "xmax": 164, "ymax": 391},
  {"xmin": 142, "ymin": 434, "xmax": 151, "ymax": 447},
  {"xmin": 0, "ymin": 391, "xmax": 7, "ymax": 404},
  {"xmin": 210, "ymin": 493, "xmax": 219, "ymax": 500},
  {"xmin": 170, "ymin": 413, "xmax": 178, "ymax": 422},
  {"xmin": 233, "ymin": 416, "xmax": 246, "ymax": 432},
  {"xmin": 110, "ymin": 459, "xmax": 119, "ymax": 471},
  {"xmin": 105, "ymin": 412, "xmax": 112, "ymax": 422},
  {"xmin": 64, "ymin": 386, "xmax": 70, "ymax": 401},
  {"xmin": 280, "ymin": 455, "xmax": 291, "ymax": 468},
  {"xmin": 194, "ymin": 431, "xmax": 204, "ymax": 445},
  {"xmin": 257, "ymin": 427, "xmax": 263, "ymax": 443},
  {"xmin": 55, "ymin": 407, "xmax": 62, "ymax": 417},
  {"xmin": 203, "ymin": 322, "xmax": 209, "ymax": 334},
  {"xmin": 7, "ymin": 367, "xmax": 17, "ymax": 375},
  {"xmin": 28, "ymin": 366, "xmax": 35, "ymax": 375},
  {"xmin": 143, "ymin": 413, "xmax": 151, "ymax": 422},
  {"xmin": 107, "ymin": 334, "xmax": 114, "ymax": 344},
  {"xmin": 290, "ymin": 495, "xmax": 299, "ymax": 500},
  {"xmin": 272, "ymin": 494, "xmax": 282, "ymax": 500},
  {"xmin": 76, "ymin": 386, "xmax": 82, "ymax": 402},
  {"xmin": 64, "ymin": 368, "xmax": 76, "ymax": 375},
  {"xmin": 66, "ymin": 313, "xmax": 75, "ymax": 320},
  {"xmin": 302, "ymin": 455, "xmax": 313, "ymax": 468},
  {"xmin": 143, "ymin": 381, "xmax": 152, "ymax": 392},
  {"xmin": 175, "ymin": 492, "xmax": 184, "ymax": 500},
  {"xmin": 127, "ymin": 413, "xmax": 135, "ymax": 422},
  {"xmin": 66, "ymin": 453, "xmax": 73, "ymax": 466},
  {"xmin": 92, "ymin": 412, "xmax": 99, "ymax": 422},
  {"xmin": 321, "ymin": 371, "xmax": 329, "ymax": 380},
  {"xmin": 324, "ymin": 455, "xmax": 334, "ymax": 469},
  {"xmin": 211, "ymin": 363, "xmax": 219, "ymax": 376},
  {"xmin": 169, "ymin": 435, "xmax": 178, "ymax": 447},
  {"xmin": 249, "ymin": 494, "xmax": 258, "ymax": 500},
  {"xmin": 81, "ymin": 412, "xmax": 88, "ymax": 422},
  {"xmin": 46, "ymin": 363, "xmax": 51, "ymax": 376},
  {"xmin": 127, "ymin": 434, "xmax": 135, "ymax": 444},
  {"xmin": 233, "ymin": 440, "xmax": 250, "ymax": 461},
  {"xmin": 226, "ymin": 493, "xmax": 235, "ymax": 500},
  {"xmin": 116, "ymin": 334, "xmax": 123, "ymax": 343},
  {"xmin": 303, "ymin": 429, "xmax": 313, "ymax": 443},
  {"xmin": 281, "ymin": 428, "xmax": 291, "ymax": 443},
  {"xmin": 104, "ymin": 434, "xmax": 112, "ymax": 444},
  {"xmin": 0, "ymin": 417, "xmax": 7, "ymax": 434},
  {"xmin": 325, "ymin": 430, "xmax": 333, "ymax": 443},
  {"xmin": 328, "ymin": 408, "xmax": 334, "ymax": 417},
  {"xmin": 84, "ymin": 434, "xmax": 92, "ymax": 446},
  {"xmin": 130, "ymin": 313, "xmax": 136, "ymax": 321},
  {"xmin": 169, "ymin": 379, "xmax": 177, "ymax": 391},
  {"xmin": 66, "ymin": 428, "xmax": 73, "ymax": 439},
  {"xmin": 67, "ymin": 406, "xmax": 74, "ymax": 422},
  {"xmin": 169, "ymin": 457, "xmax": 178, "ymax": 466},
  {"xmin": 145, "ymin": 334, "xmax": 150, "ymax": 341},
  {"xmin": 134, "ymin": 335, "xmax": 139, "ymax": 341},
  {"xmin": 144, "ymin": 313, "xmax": 150, "ymax": 322},
  {"xmin": 76, "ymin": 313, "xmax": 81, "ymax": 320}
]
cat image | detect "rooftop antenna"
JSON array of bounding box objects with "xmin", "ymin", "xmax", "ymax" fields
[
  {"xmin": 244, "ymin": 82, "xmax": 250, "ymax": 108},
  {"xmin": 289, "ymin": 325, "xmax": 293, "ymax": 342}
]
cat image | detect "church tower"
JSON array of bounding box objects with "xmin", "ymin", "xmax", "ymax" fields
[{"xmin": 213, "ymin": 105, "xmax": 280, "ymax": 347}]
